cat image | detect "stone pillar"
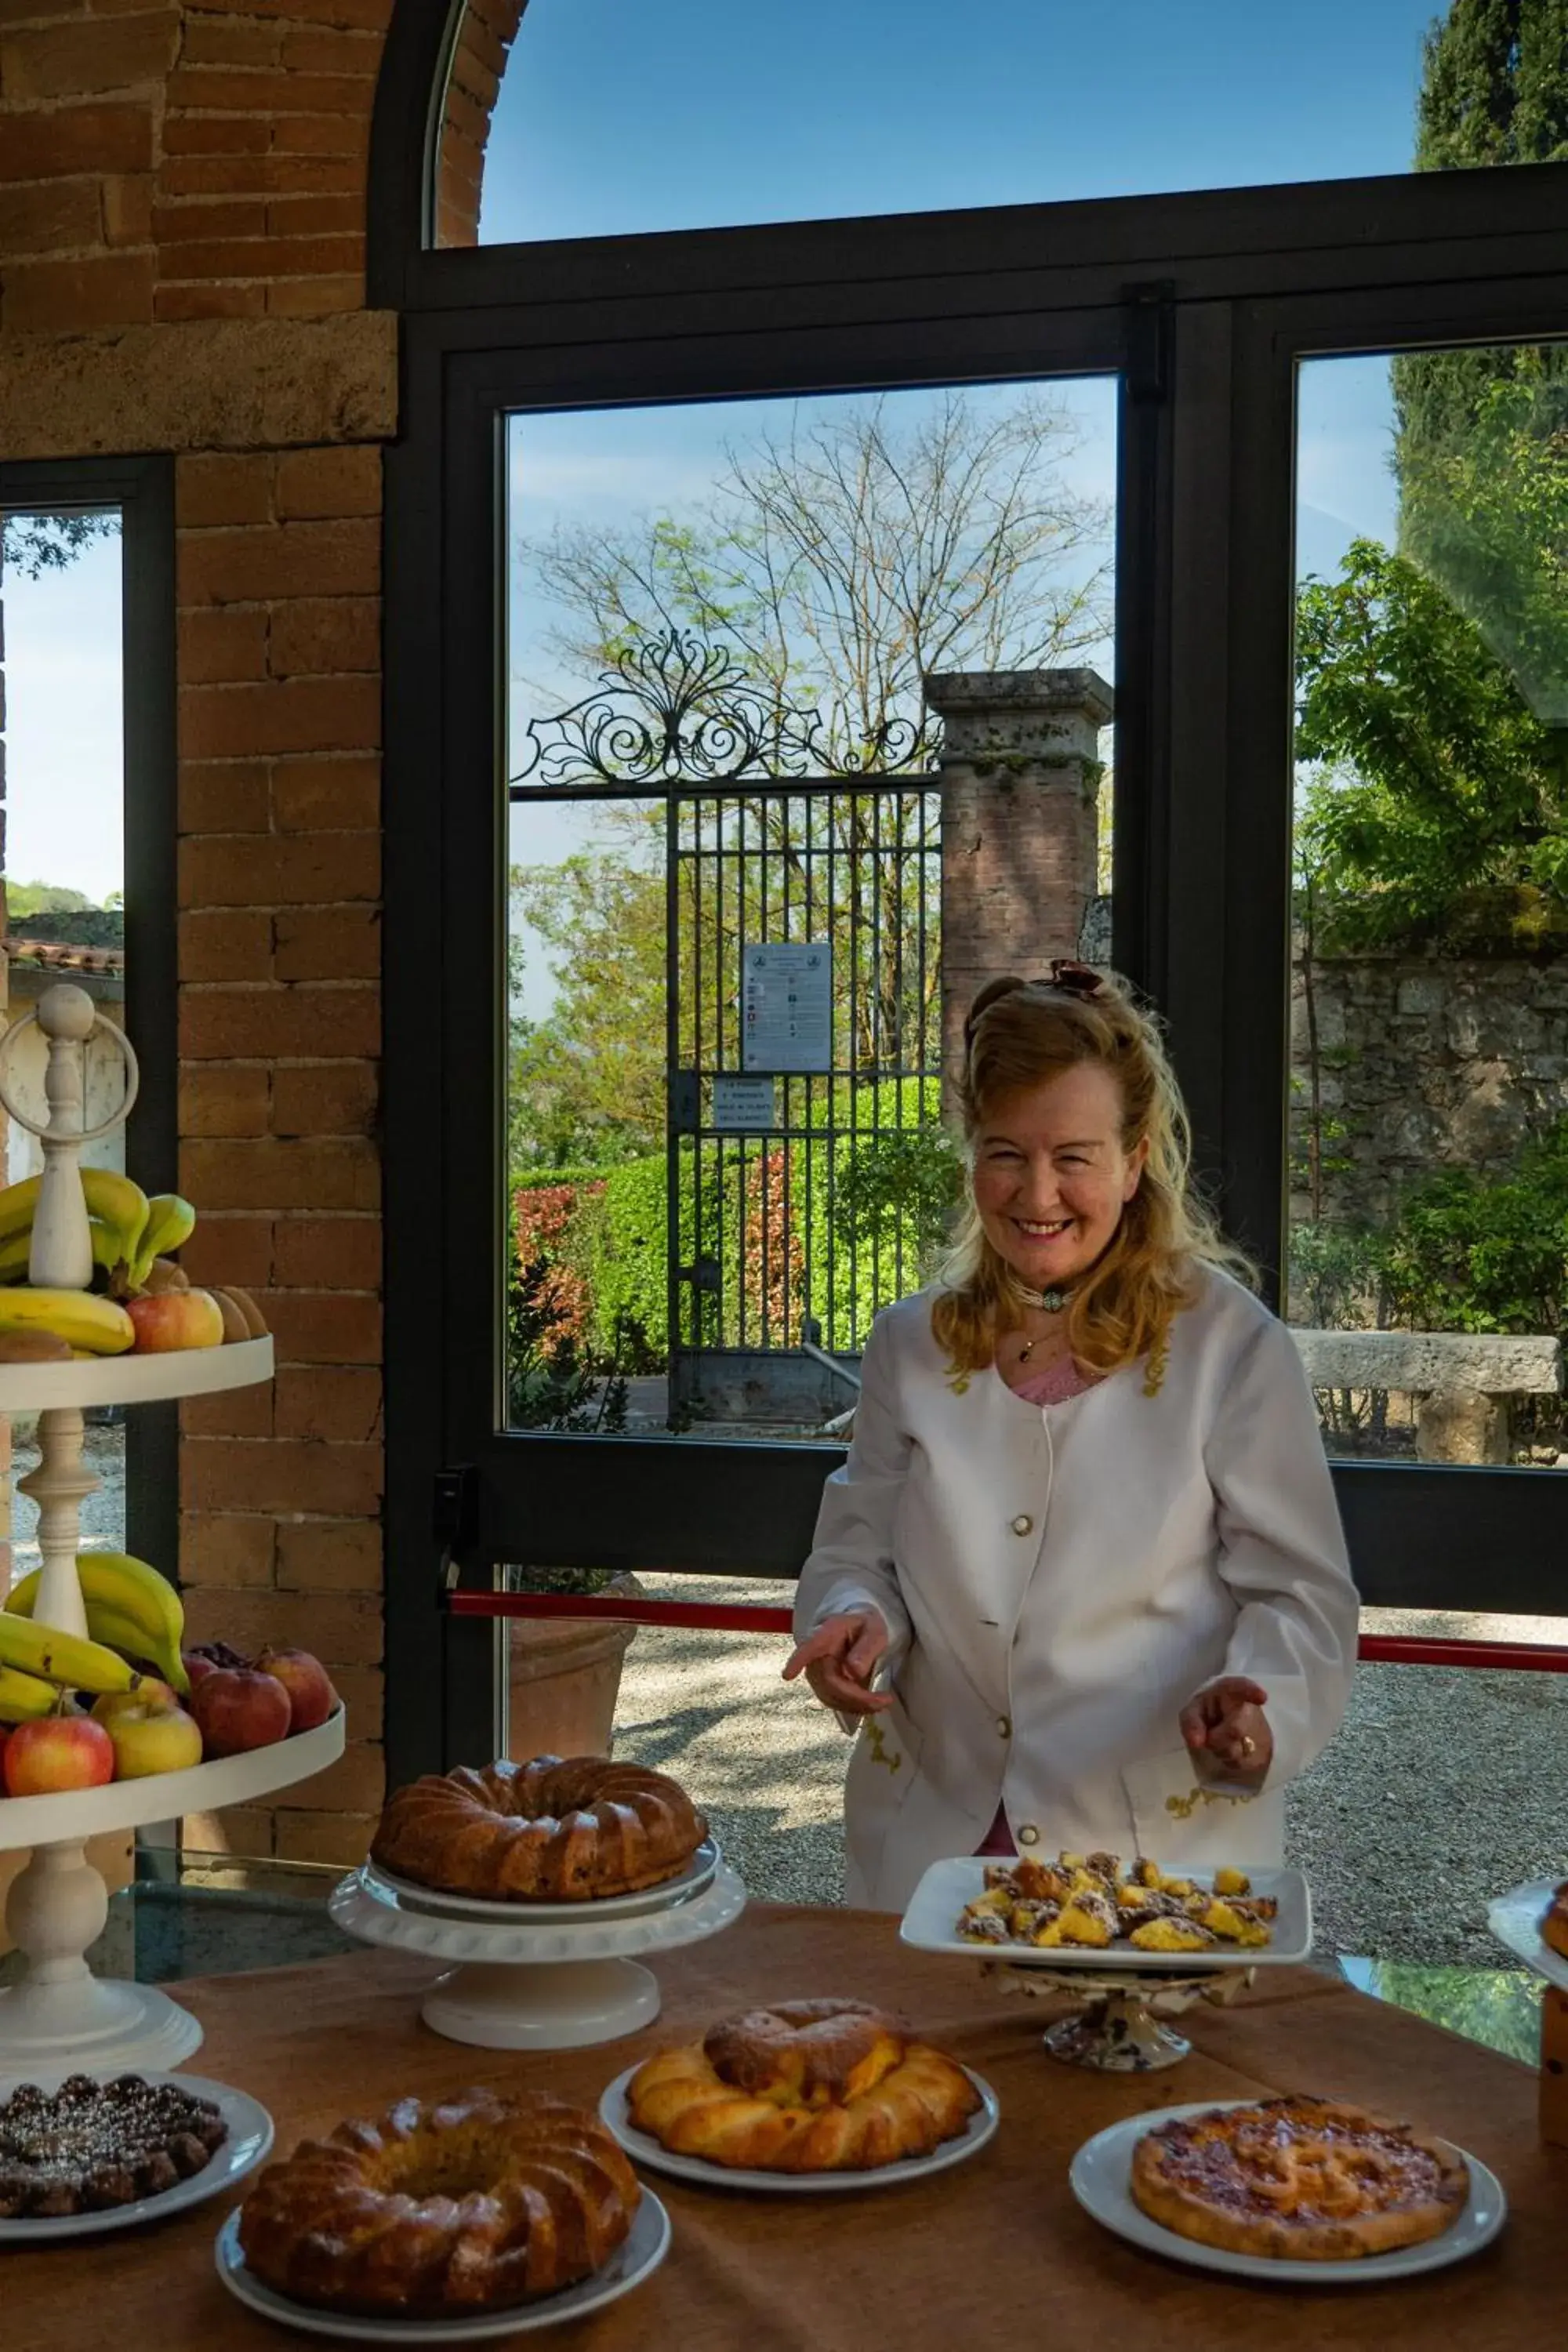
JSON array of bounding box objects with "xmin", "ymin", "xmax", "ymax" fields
[{"xmin": 926, "ymin": 667, "xmax": 1114, "ymax": 1103}]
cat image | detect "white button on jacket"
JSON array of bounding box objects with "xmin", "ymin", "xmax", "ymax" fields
[{"xmin": 793, "ymin": 1266, "xmax": 1358, "ymax": 1911}]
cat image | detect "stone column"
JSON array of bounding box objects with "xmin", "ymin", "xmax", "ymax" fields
[{"xmin": 926, "ymin": 667, "xmax": 1113, "ymax": 1104}]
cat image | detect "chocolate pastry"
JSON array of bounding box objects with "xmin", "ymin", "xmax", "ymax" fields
[{"xmin": 0, "ymin": 2072, "xmax": 228, "ymax": 2218}]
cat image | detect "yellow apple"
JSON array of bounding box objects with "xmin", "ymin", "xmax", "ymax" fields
[
  {"xmin": 95, "ymin": 1695, "xmax": 203, "ymax": 1780},
  {"xmin": 93, "ymin": 1682, "xmax": 180, "ymax": 1724}
]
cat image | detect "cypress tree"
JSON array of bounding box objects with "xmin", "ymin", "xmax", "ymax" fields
[
  {"xmin": 1394, "ymin": 0, "xmax": 1568, "ymax": 471},
  {"xmin": 1392, "ymin": 1, "xmax": 1568, "ymax": 743},
  {"xmin": 1411, "ymin": 0, "xmax": 1568, "ymax": 172}
]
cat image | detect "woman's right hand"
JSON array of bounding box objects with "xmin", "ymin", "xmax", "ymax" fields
[{"xmin": 781, "ymin": 1611, "xmax": 892, "ymax": 1715}]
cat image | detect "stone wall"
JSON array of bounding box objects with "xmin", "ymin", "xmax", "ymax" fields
[
  {"xmin": 0, "ymin": 0, "xmax": 515, "ymax": 1864},
  {"xmin": 1290, "ymin": 947, "xmax": 1568, "ymax": 1224}
]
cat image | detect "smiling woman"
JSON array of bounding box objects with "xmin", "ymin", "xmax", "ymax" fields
[{"xmin": 785, "ymin": 964, "xmax": 1360, "ymax": 1909}]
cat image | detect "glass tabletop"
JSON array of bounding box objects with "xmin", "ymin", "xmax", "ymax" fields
[{"xmin": 0, "ymin": 1853, "xmax": 357, "ymax": 1994}]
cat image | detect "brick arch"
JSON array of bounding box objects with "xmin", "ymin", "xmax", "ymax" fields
[{"xmin": 433, "ymin": 0, "xmax": 529, "ymax": 248}]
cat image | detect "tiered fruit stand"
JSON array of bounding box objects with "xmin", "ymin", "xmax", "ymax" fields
[{"xmin": 0, "ymin": 983, "xmax": 344, "ymax": 2072}]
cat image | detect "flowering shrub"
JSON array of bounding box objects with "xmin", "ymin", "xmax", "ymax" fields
[{"xmin": 512, "ymin": 1179, "xmax": 604, "ymax": 1358}]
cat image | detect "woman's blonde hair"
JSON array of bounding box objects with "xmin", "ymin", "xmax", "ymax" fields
[{"xmin": 931, "ymin": 967, "xmax": 1252, "ymax": 1386}]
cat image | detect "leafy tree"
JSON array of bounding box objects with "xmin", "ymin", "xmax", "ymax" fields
[
  {"xmin": 525, "ymin": 389, "xmax": 1112, "ymax": 767},
  {"xmin": 509, "ymin": 844, "xmax": 664, "ymax": 1166},
  {"xmin": 0, "ymin": 514, "xmax": 118, "ymax": 583},
  {"xmin": 517, "ymin": 392, "xmax": 1112, "ymax": 1105},
  {"xmin": 5, "ymin": 880, "xmax": 95, "ymax": 919},
  {"xmin": 1294, "ymin": 539, "xmax": 1565, "ymax": 939},
  {"xmin": 1408, "ymin": 0, "xmax": 1568, "ymax": 175},
  {"xmin": 1393, "ymin": 2, "xmax": 1568, "ymax": 752}
]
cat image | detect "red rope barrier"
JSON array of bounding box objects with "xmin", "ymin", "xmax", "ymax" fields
[{"xmin": 446, "ymin": 1592, "xmax": 1568, "ymax": 1670}]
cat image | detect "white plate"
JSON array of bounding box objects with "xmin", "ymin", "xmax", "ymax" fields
[
  {"xmin": 900, "ymin": 1855, "xmax": 1312, "ymax": 1972},
  {"xmin": 597, "ymin": 2061, "xmax": 999, "ymax": 2193},
  {"xmin": 214, "ymin": 2187, "xmax": 671, "ymax": 2341},
  {"xmin": 0, "ymin": 2071, "xmax": 273, "ymax": 2242},
  {"xmin": 1070, "ymin": 2100, "xmax": 1506, "ymax": 2284},
  {"xmin": 1487, "ymin": 1878, "xmax": 1568, "ymax": 1991},
  {"xmin": 363, "ymin": 1837, "xmax": 721, "ymax": 1922}
]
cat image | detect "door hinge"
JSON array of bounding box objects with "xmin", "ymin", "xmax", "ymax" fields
[{"xmin": 434, "ymin": 1464, "xmax": 478, "ymax": 1594}]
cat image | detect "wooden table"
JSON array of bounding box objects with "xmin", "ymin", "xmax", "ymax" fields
[{"xmin": 12, "ymin": 1903, "xmax": 1568, "ymax": 2349}]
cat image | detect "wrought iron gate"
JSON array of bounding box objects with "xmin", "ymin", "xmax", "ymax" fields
[{"xmin": 514, "ymin": 630, "xmax": 947, "ymax": 1428}]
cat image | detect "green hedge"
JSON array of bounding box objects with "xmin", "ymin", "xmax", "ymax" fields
[{"xmin": 514, "ymin": 1083, "xmax": 960, "ymax": 1373}]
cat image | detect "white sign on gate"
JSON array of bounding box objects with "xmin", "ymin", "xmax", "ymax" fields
[
  {"xmin": 711, "ymin": 1076, "xmax": 778, "ymax": 1131},
  {"xmin": 741, "ymin": 942, "xmax": 833, "ymax": 1073}
]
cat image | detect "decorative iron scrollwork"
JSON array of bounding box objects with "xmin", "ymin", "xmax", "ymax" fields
[{"xmin": 512, "ymin": 628, "xmax": 931, "ymax": 788}]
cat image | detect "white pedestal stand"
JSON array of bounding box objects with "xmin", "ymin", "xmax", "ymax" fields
[
  {"xmin": 0, "ymin": 1709, "xmax": 343, "ymax": 2071},
  {"xmin": 0, "ymin": 983, "xmax": 322, "ymax": 2071},
  {"xmin": 328, "ymin": 1863, "xmax": 747, "ymax": 2050}
]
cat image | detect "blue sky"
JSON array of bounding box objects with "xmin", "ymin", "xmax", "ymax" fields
[{"xmin": 481, "ymin": 0, "xmax": 1440, "ymax": 245}]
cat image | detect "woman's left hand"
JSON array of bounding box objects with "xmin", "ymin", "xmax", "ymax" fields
[{"xmin": 1179, "ymin": 1676, "xmax": 1272, "ymax": 1780}]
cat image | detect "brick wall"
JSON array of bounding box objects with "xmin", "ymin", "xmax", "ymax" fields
[
  {"xmin": 0, "ymin": 1, "xmax": 507, "ymax": 1863},
  {"xmin": 433, "ymin": 0, "xmax": 524, "ymax": 247}
]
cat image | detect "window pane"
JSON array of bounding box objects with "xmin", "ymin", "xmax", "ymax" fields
[
  {"xmin": 505, "ymin": 377, "xmax": 1116, "ymax": 1439},
  {"xmin": 473, "ymin": 0, "xmax": 1556, "ymax": 245},
  {"xmin": 1290, "ymin": 341, "xmax": 1568, "ymax": 1470},
  {"xmin": 0, "ymin": 508, "xmax": 128, "ymax": 1572}
]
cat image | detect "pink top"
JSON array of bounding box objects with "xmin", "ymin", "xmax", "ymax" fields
[{"xmin": 1008, "ymin": 1356, "xmax": 1097, "ymax": 1407}]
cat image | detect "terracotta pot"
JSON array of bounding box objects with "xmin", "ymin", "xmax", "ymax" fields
[{"xmin": 506, "ymin": 1572, "xmax": 642, "ymax": 1762}]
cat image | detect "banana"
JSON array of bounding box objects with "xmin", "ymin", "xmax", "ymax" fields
[
  {"xmin": 8, "ymin": 1549, "xmax": 185, "ymax": 1650},
  {"xmin": 0, "ymin": 1664, "xmax": 66, "ymax": 1722},
  {"xmin": 77, "ymin": 1606, "xmax": 187, "ymax": 1691},
  {"xmin": 0, "ymin": 1180, "xmax": 37, "ymax": 1247},
  {"xmin": 0, "ymin": 1611, "xmax": 140, "ymax": 1694},
  {"xmin": 129, "ymin": 1194, "xmax": 195, "ymax": 1290},
  {"xmin": 0, "ymin": 1171, "xmax": 149, "ymax": 1257},
  {"xmin": 0, "ymin": 1288, "xmax": 133, "ymax": 1355},
  {"xmin": 0, "ymin": 1220, "xmax": 124, "ymax": 1286},
  {"xmin": 7, "ymin": 1553, "xmax": 187, "ymax": 1689}
]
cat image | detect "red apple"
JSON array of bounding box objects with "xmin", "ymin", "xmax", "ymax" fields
[
  {"xmin": 254, "ymin": 1646, "xmax": 337, "ymax": 1735},
  {"xmin": 188, "ymin": 1666, "xmax": 292, "ymax": 1759},
  {"xmin": 183, "ymin": 1640, "xmax": 249, "ymax": 1690},
  {"xmin": 5, "ymin": 1712, "xmax": 114, "ymax": 1795},
  {"xmin": 126, "ymin": 1290, "xmax": 225, "ymax": 1354}
]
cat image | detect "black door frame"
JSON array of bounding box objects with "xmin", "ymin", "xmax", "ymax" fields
[{"xmin": 373, "ymin": 0, "xmax": 1568, "ymax": 1780}]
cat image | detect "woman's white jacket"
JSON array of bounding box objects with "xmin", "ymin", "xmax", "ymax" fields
[{"xmin": 793, "ymin": 1269, "xmax": 1358, "ymax": 1911}]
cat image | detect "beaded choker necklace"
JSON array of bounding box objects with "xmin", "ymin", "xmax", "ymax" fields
[{"xmin": 1008, "ymin": 1275, "xmax": 1080, "ymax": 1363}]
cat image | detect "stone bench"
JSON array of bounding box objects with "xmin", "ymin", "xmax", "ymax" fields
[{"xmin": 1290, "ymin": 1329, "xmax": 1563, "ymax": 1464}]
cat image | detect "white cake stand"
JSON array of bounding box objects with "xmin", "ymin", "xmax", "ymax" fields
[
  {"xmin": 328, "ymin": 1859, "xmax": 747, "ymax": 2050},
  {"xmin": 0, "ymin": 1708, "xmax": 343, "ymax": 2072},
  {"xmin": 0, "ymin": 984, "xmax": 318, "ymax": 2072}
]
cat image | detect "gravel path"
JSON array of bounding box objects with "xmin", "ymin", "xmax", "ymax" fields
[
  {"xmin": 615, "ymin": 1576, "xmax": 1568, "ymax": 1966},
  {"xmin": 25, "ymin": 1431, "xmax": 1563, "ymax": 1965}
]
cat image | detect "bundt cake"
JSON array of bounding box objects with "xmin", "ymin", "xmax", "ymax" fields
[
  {"xmin": 626, "ymin": 1998, "xmax": 982, "ymax": 2172},
  {"xmin": 370, "ymin": 1755, "xmax": 707, "ymax": 1902},
  {"xmin": 238, "ymin": 2089, "xmax": 641, "ymax": 2318}
]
